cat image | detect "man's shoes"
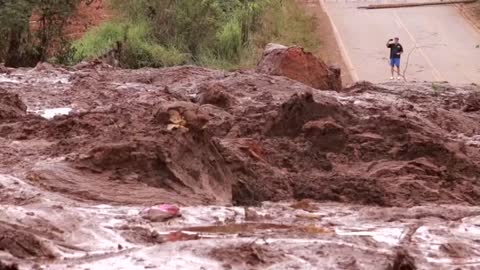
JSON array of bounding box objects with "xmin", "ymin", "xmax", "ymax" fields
[
  {"xmin": 390, "ymin": 77, "xmax": 394, "ymax": 80},
  {"xmin": 397, "ymin": 76, "xmax": 402, "ymax": 80}
]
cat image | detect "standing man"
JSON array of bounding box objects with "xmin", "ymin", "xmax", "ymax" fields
[{"xmin": 386, "ymin": 37, "xmax": 404, "ymax": 80}]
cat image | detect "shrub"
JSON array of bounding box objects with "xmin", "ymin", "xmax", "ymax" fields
[
  {"xmin": 73, "ymin": 0, "xmax": 319, "ymax": 70},
  {"xmin": 72, "ymin": 21, "xmax": 187, "ymax": 67},
  {"xmin": 72, "ymin": 22, "xmax": 126, "ymax": 62},
  {"xmin": 0, "ymin": 0, "xmax": 82, "ymax": 67}
]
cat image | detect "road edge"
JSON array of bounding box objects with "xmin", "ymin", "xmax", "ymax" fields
[
  {"xmin": 317, "ymin": 0, "xmax": 360, "ymax": 82},
  {"xmin": 456, "ymin": 3, "xmax": 480, "ymax": 33}
]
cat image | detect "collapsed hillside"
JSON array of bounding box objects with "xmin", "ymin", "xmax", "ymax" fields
[{"xmin": 0, "ymin": 62, "xmax": 479, "ymax": 208}]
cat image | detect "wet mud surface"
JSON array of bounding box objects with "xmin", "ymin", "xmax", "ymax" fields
[{"xmin": 0, "ymin": 63, "xmax": 479, "ymax": 269}]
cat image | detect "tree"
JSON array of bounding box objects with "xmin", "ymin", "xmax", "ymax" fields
[
  {"xmin": 0, "ymin": 0, "xmax": 36, "ymax": 66},
  {"xmin": 0, "ymin": 0, "xmax": 82, "ymax": 66}
]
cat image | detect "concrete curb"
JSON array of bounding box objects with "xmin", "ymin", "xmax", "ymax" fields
[{"xmin": 317, "ymin": 0, "xmax": 360, "ymax": 82}]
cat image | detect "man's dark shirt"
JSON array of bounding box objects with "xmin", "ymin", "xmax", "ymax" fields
[{"xmin": 387, "ymin": 43, "xmax": 403, "ymax": 59}]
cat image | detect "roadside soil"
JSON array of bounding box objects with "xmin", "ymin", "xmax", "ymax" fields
[
  {"xmin": 65, "ymin": 0, "xmax": 110, "ymax": 39},
  {"xmin": 297, "ymin": 0, "xmax": 354, "ymax": 85},
  {"xmin": 459, "ymin": 1, "xmax": 480, "ymax": 32}
]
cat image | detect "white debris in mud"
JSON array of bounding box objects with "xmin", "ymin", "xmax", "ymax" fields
[
  {"xmin": 456, "ymin": 134, "xmax": 480, "ymax": 147},
  {"xmin": 35, "ymin": 107, "xmax": 72, "ymax": 119},
  {"xmin": 0, "ymin": 75, "xmax": 20, "ymax": 84},
  {"xmin": 335, "ymin": 226, "xmax": 404, "ymax": 246}
]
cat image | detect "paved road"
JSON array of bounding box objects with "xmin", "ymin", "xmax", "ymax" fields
[{"xmin": 322, "ymin": 0, "xmax": 480, "ymax": 83}]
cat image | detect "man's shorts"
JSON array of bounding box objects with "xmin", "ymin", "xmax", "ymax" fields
[{"xmin": 390, "ymin": 58, "xmax": 401, "ymax": 67}]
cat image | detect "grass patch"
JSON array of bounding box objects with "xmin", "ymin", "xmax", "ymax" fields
[
  {"xmin": 202, "ymin": 0, "xmax": 320, "ymax": 70},
  {"xmin": 237, "ymin": 0, "xmax": 321, "ymax": 69},
  {"xmin": 72, "ymin": 21, "xmax": 188, "ymax": 67}
]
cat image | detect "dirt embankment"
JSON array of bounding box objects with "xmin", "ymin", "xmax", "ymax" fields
[
  {"xmin": 29, "ymin": 0, "xmax": 110, "ymax": 40},
  {"xmin": 459, "ymin": 1, "xmax": 480, "ymax": 32},
  {"xmin": 0, "ymin": 61, "xmax": 479, "ymax": 209},
  {"xmin": 66, "ymin": 0, "xmax": 110, "ymax": 39},
  {"xmin": 297, "ymin": 0, "xmax": 354, "ymax": 85}
]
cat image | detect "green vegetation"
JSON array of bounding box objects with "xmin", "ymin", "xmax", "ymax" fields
[
  {"xmin": 0, "ymin": 0, "xmax": 320, "ymax": 69},
  {"xmin": 0, "ymin": 0, "xmax": 82, "ymax": 67},
  {"xmin": 72, "ymin": 21, "xmax": 188, "ymax": 67},
  {"xmin": 73, "ymin": 0, "xmax": 320, "ymax": 69}
]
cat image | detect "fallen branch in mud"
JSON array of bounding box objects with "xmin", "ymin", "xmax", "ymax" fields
[
  {"xmin": 0, "ymin": 260, "xmax": 19, "ymax": 270},
  {"xmin": 400, "ymin": 46, "xmax": 419, "ymax": 82},
  {"xmin": 398, "ymin": 223, "xmax": 422, "ymax": 245},
  {"xmin": 358, "ymin": 0, "xmax": 477, "ymax": 9},
  {"xmin": 399, "ymin": 44, "xmax": 441, "ymax": 81},
  {"xmin": 389, "ymin": 248, "xmax": 417, "ymax": 270}
]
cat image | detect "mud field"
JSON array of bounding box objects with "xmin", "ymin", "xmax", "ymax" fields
[{"xmin": 0, "ymin": 63, "xmax": 480, "ymax": 269}]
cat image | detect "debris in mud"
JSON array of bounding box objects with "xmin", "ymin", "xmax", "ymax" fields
[
  {"xmin": 70, "ymin": 127, "xmax": 233, "ymax": 204},
  {"xmin": 164, "ymin": 231, "xmax": 200, "ymax": 242},
  {"xmin": 439, "ymin": 242, "xmax": 474, "ymax": 258},
  {"xmin": 0, "ymin": 223, "xmax": 55, "ymax": 259},
  {"xmin": 256, "ymin": 43, "xmax": 342, "ymax": 91},
  {"xmin": 0, "ymin": 64, "xmax": 12, "ymax": 74},
  {"xmin": 141, "ymin": 204, "xmax": 181, "ymax": 222},
  {"xmin": 154, "ymin": 102, "xmax": 209, "ymax": 132},
  {"xmin": 0, "ymin": 261, "xmax": 19, "ymax": 270},
  {"xmin": 267, "ymin": 91, "xmax": 350, "ymax": 137},
  {"xmin": 462, "ymin": 91, "xmax": 480, "ymax": 112},
  {"xmin": 0, "ymin": 89, "xmax": 27, "ymax": 120},
  {"xmin": 290, "ymin": 199, "xmax": 319, "ymax": 212},
  {"xmin": 210, "ymin": 243, "xmax": 283, "ymax": 267},
  {"xmin": 183, "ymin": 223, "xmax": 292, "ymax": 235},
  {"xmin": 302, "ymin": 119, "xmax": 348, "ymax": 152},
  {"xmin": 182, "ymin": 222, "xmax": 331, "ymax": 237},
  {"xmin": 119, "ymin": 226, "xmax": 164, "ymax": 245},
  {"xmin": 343, "ymin": 80, "xmax": 387, "ymax": 94},
  {"xmin": 197, "ymin": 82, "xmax": 236, "ymax": 109},
  {"xmin": 388, "ymin": 248, "xmax": 416, "ymax": 270}
]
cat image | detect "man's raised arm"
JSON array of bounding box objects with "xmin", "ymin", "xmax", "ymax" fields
[{"xmin": 386, "ymin": 39, "xmax": 393, "ymax": 48}]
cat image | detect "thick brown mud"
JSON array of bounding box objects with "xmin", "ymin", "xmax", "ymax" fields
[
  {"xmin": 1, "ymin": 64, "xmax": 480, "ymax": 206},
  {"xmin": 0, "ymin": 63, "xmax": 479, "ymax": 268}
]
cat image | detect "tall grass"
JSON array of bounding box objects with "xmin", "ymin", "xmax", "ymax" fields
[
  {"xmin": 72, "ymin": 0, "xmax": 319, "ymax": 69},
  {"xmin": 72, "ymin": 22, "xmax": 126, "ymax": 62},
  {"xmin": 201, "ymin": 0, "xmax": 320, "ymax": 70},
  {"xmin": 241, "ymin": 0, "xmax": 321, "ymax": 67},
  {"xmin": 72, "ymin": 21, "xmax": 187, "ymax": 67}
]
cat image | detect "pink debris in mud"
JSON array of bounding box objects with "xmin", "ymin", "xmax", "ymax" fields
[{"xmin": 141, "ymin": 204, "xmax": 181, "ymax": 222}]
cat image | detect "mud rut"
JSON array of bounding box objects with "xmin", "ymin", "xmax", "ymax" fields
[{"xmin": 0, "ymin": 63, "xmax": 479, "ymax": 269}]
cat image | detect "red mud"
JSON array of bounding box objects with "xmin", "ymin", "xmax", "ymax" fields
[
  {"xmin": 257, "ymin": 44, "xmax": 342, "ymax": 91},
  {"xmin": 0, "ymin": 63, "xmax": 479, "ymax": 210},
  {"xmin": 0, "ymin": 261, "xmax": 18, "ymax": 270},
  {"xmin": 209, "ymin": 243, "xmax": 283, "ymax": 268},
  {"xmin": 0, "ymin": 89, "xmax": 27, "ymax": 120},
  {"xmin": 0, "ymin": 223, "xmax": 55, "ymax": 259}
]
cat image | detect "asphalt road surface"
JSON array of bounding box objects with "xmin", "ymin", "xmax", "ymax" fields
[{"xmin": 323, "ymin": 0, "xmax": 480, "ymax": 83}]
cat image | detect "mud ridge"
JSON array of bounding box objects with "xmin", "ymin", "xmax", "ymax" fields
[{"xmin": 0, "ymin": 66, "xmax": 477, "ymax": 208}]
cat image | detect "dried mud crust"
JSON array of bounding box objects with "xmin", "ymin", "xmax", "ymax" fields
[{"xmin": 0, "ymin": 65, "xmax": 479, "ymax": 208}]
